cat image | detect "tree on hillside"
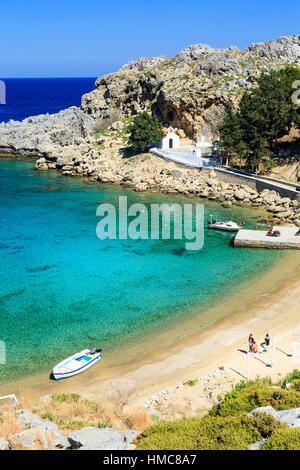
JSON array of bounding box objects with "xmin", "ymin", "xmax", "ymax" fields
[
  {"xmin": 217, "ymin": 107, "xmax": 247, "ymax": 167},
  {"xmin": 277, "ymin": 66, "xmax": 300, "ymax": 130},
  {"xmin": 217, "ymin": 66, "xmax": 300, "ymax": 173},
  {"xmin": 240, "ymin": 72, "xmax": 293, "ymax": 150},
  {"xmin": 127, "ymin": 112, "xmax": 164, "ymax": 152}
]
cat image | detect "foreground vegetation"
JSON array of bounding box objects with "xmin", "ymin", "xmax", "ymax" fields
[
  {"xmin": 0, "ymin": 391, "xmax": 150, "ymax": 441},
  {"xmin": 1, "ymin": 371, "xmax": 299, "ymax": 449},
  {"xmin": 136, "ymin": 371, "xmax": 300, "ymax": 450}
]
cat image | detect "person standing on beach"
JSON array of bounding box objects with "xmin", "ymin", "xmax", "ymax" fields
[
  {"xmin": 249, "ymin": 334, "xmax": 254, "ymax": 352},
  {"xmin": 264, "ymin": 333, "xmax": 270, "ymax": 347},
  {"xmin": 252, "ymin": 342, "xmax": 258, "ymax": 354}
]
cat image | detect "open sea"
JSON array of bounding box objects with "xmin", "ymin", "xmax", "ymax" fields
[
  {"xmin": 0, "ymin": 77, "xmax": 97, "ymax": 123},
  {"xmin": 0, "ymin": 79, "xmax": 284, "ymax": 383}
]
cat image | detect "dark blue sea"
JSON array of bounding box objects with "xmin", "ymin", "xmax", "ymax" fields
[{"xmin": 0, "ymin": 78, "xmax": 97, "ymax": 123}]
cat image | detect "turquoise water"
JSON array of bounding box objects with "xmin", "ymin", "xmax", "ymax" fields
[{"xmin": 0, "ymin": 158, "xmax": 283, "ymax": 383}]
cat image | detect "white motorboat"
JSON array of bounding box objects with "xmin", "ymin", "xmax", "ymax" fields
[
  {"xmin": 207, "ymin": 219, "xmax": 243, "ymax": 232},
  {"xmin": 52, "ymin": 348, "xmax": 102, "ymax": 380}
]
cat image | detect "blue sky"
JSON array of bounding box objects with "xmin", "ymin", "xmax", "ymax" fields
[{"xmin": 0, "ymin": 0, "xmax": 299, "ymax": 77}]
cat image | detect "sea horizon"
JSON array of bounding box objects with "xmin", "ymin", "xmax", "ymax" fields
[{"xmin": 0, "ymin": 77, "xmax": 98, "ymax": 124}]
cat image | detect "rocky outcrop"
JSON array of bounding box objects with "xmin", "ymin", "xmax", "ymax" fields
[
  {"xmin": 81, "ymin": 35, "xmax": 300, "ymax": 140},
  {"xmin": 1, "ymin": 405, "xmax": 139, "ymax": 450},
  {"xmin": 0, "ymin": 36, "xmax": 299, "ymax": 223},
  {"xmin": 67, "ymin": 427, "xmax": 139, "ymax": 450},
  {"xmin": 0, "ymin": 107, "xmax": 95, "ymax": 158},
  {"xmin": 0, "ymin": 438, "xmax": 10, "ymax": 450},
  {"xmin": 0, "ymin": 36, "xmax": 299, "ymax": 152},
  {"xmin": 33, "ymin": 151, "xmax": 300, "ymax": 223},
  {"xmin": 15, "ymin": 409, "xmax": 44, "ymax": 430},
  {"xmin": 7, "ymin": 421, "xmax": 68, "ymax": 450},
  {"xmin": 248, "ymin": 406, "xmax": 300, "ymax": 450},
  {"xmin": 249, "ymin": 406, "xmax": 300, "ymax": 428}
]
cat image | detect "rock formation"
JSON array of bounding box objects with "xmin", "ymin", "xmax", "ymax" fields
[{"xmin": 0, "ymin": 36, "xmax": 299, "ymax": 222}]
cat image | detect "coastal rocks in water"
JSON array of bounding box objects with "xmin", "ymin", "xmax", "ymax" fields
[
  {"xmin": 0, "ymin": 107, "xmax": 95, "ymax": 158},
  {"xmin": 67, "ymin": 427, "xmax": 140, "ymax": 450},
  {"xmin": 222, "ymin": 200, "xmax": 232, "ymax": 208}
]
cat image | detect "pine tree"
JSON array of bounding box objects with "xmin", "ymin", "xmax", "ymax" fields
[
  {"xmin": 127, "ymin": 112, "xmax": 164, "ymax": 152},
  {"xmin": 277, "ymin": 66, "xmax": 300, "ymax": 130},
  {"xmin": 217, "ymin": 107, "xmax": 247, "ymax": 166}
]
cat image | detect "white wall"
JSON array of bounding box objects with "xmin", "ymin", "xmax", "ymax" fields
[{"xmin": 159, "ymin": 132, "xmax": 180, "ymax": 150}]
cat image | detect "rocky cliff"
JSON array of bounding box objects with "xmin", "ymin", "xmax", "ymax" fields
[
  {"xmin": 0, "ymin": 36, "xmax": 300, "ymax": 223},
  {"xmin": 1, "ymin": 35, "xmax": 299, "ymax": 158},
  {"xmin": 81, "ymin": 35, "xmax": 300, "ymax": 140}
]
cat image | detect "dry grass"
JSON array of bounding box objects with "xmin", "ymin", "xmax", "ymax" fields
[
  {"xmin": 31, "ymin": 393, "xmax": 150, "ymax": 433},
  {"xmin": 0, "ymin": 391, "xmax": 152, "ymax": 450},
  {"xmin": 17, "ymin": 389, "xmax": 32, "ymax": 411},
  {"xmin": 127, "ymin": 409, "xmax": 150, "ymax": 431},
  {"xmin": 0, "ymin": 408, "xmax": 22, "ymax": 440}
]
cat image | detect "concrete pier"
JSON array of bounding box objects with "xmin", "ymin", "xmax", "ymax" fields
[{"xmin": 233, "ymin": 226, "xmax": 300, "ymax": 249}]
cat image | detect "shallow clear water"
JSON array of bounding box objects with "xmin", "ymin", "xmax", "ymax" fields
[{"xmin": 0, "ymin": 158, "xmax": 284, "ymax": 382}]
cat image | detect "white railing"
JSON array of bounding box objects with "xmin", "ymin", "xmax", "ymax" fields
[{"xmin": 0, "ymin": 394, "xmax": 19, "ymax": 406}]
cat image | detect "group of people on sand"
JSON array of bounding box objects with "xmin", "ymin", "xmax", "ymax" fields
[{"xmin": 248, "ymin": 333, "xmax": 270, "ymax": 354}]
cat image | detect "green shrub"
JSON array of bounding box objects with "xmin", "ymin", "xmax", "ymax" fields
[
  {"xmin": 136, "ymin": 413, "xmax": 284, "ymax": 450},
  {"xmin": 98, "ymin": 421, "xmax": 109, "ymax": 429},
  {"xmin": 41, "ymin": 410, "xmax": 54, "ymax": 421},
  {"xmin": 136, "ymin": 372, "xmax": 300, "ymax": 450},
  {"xmin": 282, "ymin": 370, "xmax": 300, "ymax": 389},
  {"xmin": 291, "ymin": 379, "xmax": 300, "ymax": 392},
  {"xmin": 250, "ymin": 412, "xmax": 286, "ymax": 438},
  {"xmin": 262, "ymin": 428, "xmax": 300, "ymax": 450},
  {"xmin": 52, "ymin": 393, "xmax": 80, "ymax": 403},
  {"xmin": 186, "ymin": 379, "xmax": 198, "ymax": 387},
  {"xmin": 127, "ymin": 112, "xmax": 164, "ymax": 152},
  {"xmin": 210, "ymin": 379, "xmax": 300, "ymax": 417}
]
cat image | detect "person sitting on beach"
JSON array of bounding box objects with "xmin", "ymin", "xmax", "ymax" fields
[
  {"xmin": 252, "ymin": 342, "xmax": 258, "ymax": 354},
  {"xmin": 258, "ymin": 343, "xmax": 267, "ymax": 353}
]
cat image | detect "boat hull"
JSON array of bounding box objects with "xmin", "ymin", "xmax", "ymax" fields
[
  {"xmin": 207, "ymin": 225, "xmax": 240, "ymax": 232},
  {"xmin": 52, "ymin": 349, "xmax": 102, "ymax": 380}
]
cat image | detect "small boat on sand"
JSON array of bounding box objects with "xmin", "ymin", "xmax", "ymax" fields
[
  {"xmin": 52, "ymin": 348, "xmax": 102, "ymax": 380},
  {"xmin": 207, "ymin": 216, "xmax": 244, "ymax": 232}
]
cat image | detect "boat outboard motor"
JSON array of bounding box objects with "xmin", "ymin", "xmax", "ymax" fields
[{"xmin": 89, "ymin": 347, "xmax": 102, "ymax": 354}]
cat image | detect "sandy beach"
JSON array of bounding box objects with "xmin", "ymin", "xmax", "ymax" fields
[{"xmin": 1, "ymin": 249, "xmax": 299, "ymax": 419}]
